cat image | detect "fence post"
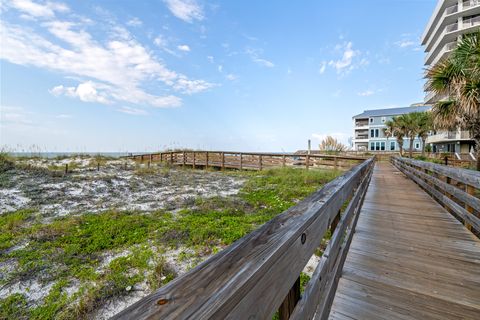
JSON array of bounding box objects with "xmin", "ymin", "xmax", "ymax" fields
[
  {"xmin": 205, "ymin": 152, "xmax": 209, "ymax": 169},
  {"xmin": 239, "ymin": 153, "xmax": 243, "ymax": 170},
  {"xmin": 193, "ymin": 152, "xmax": 196, "ymax": 169},
  {"xmin": 183, "ymin": 151, "xmax": 186, "ymax": 167},
  {"xmin": 141, "ymin": 155, "xmax": 144, "ymax": 163},
  {"xmin": 170, "ymin": 152, "xmax": 173, "ymax": 164},
  {"xmin": 278, "ymin": 277, "xmax": 301, "ymax": 320},
  {"xmin": 282, "ymin": 154, "xmax": 286, "ymax": 167},
  {"xmin": 65, "ymin": 164, "xmax": 68, "ymax": 175},
  {"xmin": 444, "ymin": 156, "xmax": 448, "ymax": 166},
  {"xmin": 221, "ymin": 152, "xmax": 225, "ymax": 171},
  {"xmin": 150, "ymin": 154, "xmax": 153, "ymax": 163},
  {"xmin": 97, "ymin": 162, "xmax": 100, "ymax": 171},
  {"xmin": 259, "ymin": 155, "xmax": 263, "ymax": 171},
  {"xmin": 465, "ymin": 184, "xmax": 474, "ymax": 231},
  {"xmin": 306, "ymin": 155, "xmax": 310, "ymax": 170}
]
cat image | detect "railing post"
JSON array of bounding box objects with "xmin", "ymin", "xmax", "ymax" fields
[
  {"xmin": 150, "ymin": 154, "xmax": 153, "ymax": 163},
  {"xmin": 141, "ymin": 154, "xmax": 144, "ymax": 163},
  {"xmin": 65, "ymin": 164, "xmax": 68, "ymax": 175},
  {"xmin": 205, "ymin": 152, "xmax": 209, "ymax": 169},
  {"xmin": 183, "ymin": 151, "xmax": 186, "ymax": 167},
  {"xmin": 239, "ymin": 153, "xmax": 243, "ymax": 170},
  {"xmin": 170, "ymin": 152, "xmax": 173, "ymax": 164},
  {"xmin": 465, "ymin": 184, "xmax": 474, "ymax": 231},
  {"xmin": 278, "ymin": 276, "xmax": 300, "ymax": 320},
  {"xmin": 221, "ymin": 152, "xmax": 225, "ymax": 171},
  {"xmin": 282, "ymin": 154, "xmax": 286, "ymax": 167},
  {"xmin": 193, "ymin": 152, "xmax": 196, "ymax": 169},
  {"xmin": 305, "ymin": 155, "xmax": 309, "ymax": 170},
  {"xmin": 259, "ymin": 154, "xmax": 263, "ymax": 170},
  {"xmin": 334, "ymin": 156, "xmax": 338, "ymax": 170},
  {"xmin": 160, "ymin": 153, "xmax": 163, "ymax": 162}
]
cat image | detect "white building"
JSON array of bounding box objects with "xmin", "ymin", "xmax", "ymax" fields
[
  {"xmin": 352, "ymin": 104, "xmax": 431, "ymax": 152},
  {"xmin": 422, "ymin": 0, "xmax": 479, "ymax": 153},
  {"xmin": 422, "ymin": 0, "xmax": 480, "ymax": 104}
]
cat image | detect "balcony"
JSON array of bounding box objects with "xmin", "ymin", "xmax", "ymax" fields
[
  {"xmin": 426, "ymin": 130, "xmax": 472, "ymax": 144},
  {"xmin": 446, "ymin": 4, "xmax": 458, "ymax": 15},
  {"xmin": 463, "ymin": 14, "xmax": 480, "ymax": 28},
  {"xmin": 355, "ymin": 120, "xmax": 369, "ymax": 127},
  {"xmin": 463, "ymin": 0, "xmax": 480, "ymax": 9}
]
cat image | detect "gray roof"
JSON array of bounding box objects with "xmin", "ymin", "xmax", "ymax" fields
[{"xmin": 353, "ymin": 104, "xmax": 431, "ymax": 119}]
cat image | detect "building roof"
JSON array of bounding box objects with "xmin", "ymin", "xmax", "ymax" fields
[{"xmin": 353, "ymin": 104, "xmax": 431, "ymax": 119}]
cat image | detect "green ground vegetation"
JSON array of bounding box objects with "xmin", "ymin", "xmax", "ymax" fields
[{"xmin": 0, "ymin": 165, "xmax": 340, "ymax": 319}]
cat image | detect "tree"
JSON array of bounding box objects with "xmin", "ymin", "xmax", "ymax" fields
[
  {"xmin": 385, "ymin": 118, "xmax": 406, "ymax": 156},
  {"xmin": 425, "ymin": 31, "xmax": 480, "ymax": 170},
  {"xmin": 416, "ymin": 112, "xmax": 433, "ymax": 157},
  {"xmin": 319, "ymin": 136, "xmax": 347, "ymax": 153}
]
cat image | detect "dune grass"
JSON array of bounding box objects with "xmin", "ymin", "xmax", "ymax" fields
[{"xmin": 0, "ymin": 166, "xmax": 340, "ymax": 319}]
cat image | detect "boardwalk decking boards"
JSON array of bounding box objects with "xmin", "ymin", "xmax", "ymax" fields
[{"xmin": 328, "ymin": 162, "xmax": 480, "ymax": 320}]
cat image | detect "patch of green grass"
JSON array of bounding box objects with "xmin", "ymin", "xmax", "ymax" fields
[
  {"xmin": 1, "ymin": 166, "xmax": 341, "ymax": 318},
  {"xmin": 0, "ymin": 209, "xmax": 35, "ymax": 251},
  {"xmin": 0, "ymin": 293, "xmax": 30, "ymax": 320}
]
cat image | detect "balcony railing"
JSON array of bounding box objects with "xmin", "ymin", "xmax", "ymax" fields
[
  {"xmin": 463, "ymin": 0, "xmax": 480, "ymax": 9},
  {"xmin": 446, "ymin": 4, "xmax": 458, "ymax": 15},
  {"xmin": 355, "ymin": 122, "xmax": 369, "ymax": 127},
  {"xmin": 446, "ymin": 23, "xmax": 458, "ymax": 33},
  {"xmin": 426, "ymin": 131, "xmax": 472, "ymax": 143},
  {"xmin": 463, "ymin": 15, "xmax": 480, "ymax": 28}
]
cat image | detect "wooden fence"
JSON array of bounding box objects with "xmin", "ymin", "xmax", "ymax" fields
[
  {"xmin": 113, "ymin": 157, "xmax": 375, "ymax": 319},
  {"xmin": 128, "ymin": 151, "xmax": 367, "ymax": 171},
  {"xmin": 392, "ymin": 157, "xmax": 480, "ymax": 234}
]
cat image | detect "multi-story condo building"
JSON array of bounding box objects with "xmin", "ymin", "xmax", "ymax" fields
[
  {"xmin": 352, "ymin": 104, "xmax": 431, "ymax": 152},
  {"xmin": 422, "ymin": 0, "xmax": 479, "ymax": 154}
]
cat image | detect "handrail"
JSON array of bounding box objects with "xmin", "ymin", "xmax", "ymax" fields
[
  {"xmin": 392, "ymin": 157, "xmax": 480, "ymax": 233},
  {"xmin": 112, "ymin": 158, "xmax": 375, "ymax": 319},
  {"xmin": 126, "ymin": 151, "xmax": 368, "ymax": 171}
]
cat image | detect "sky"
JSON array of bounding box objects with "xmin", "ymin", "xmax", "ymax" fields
[{"xmin": 0, "ymin": 0, "xmax": 438, "ymax": 153}]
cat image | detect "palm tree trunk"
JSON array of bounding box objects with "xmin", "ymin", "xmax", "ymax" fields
[
  {"xmin": 409, "ymin": 138, "xmax": 414, "ymax": 158},
  {"xmin": 475, "ymin": 138, "xmax": 480, "ymax": 171},
  {"xmin": 421, "ymin": 137, "xmax": 426, "ymax": 157}
]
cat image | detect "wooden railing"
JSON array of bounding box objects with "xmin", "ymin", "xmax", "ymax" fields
[
  {"xmin": 113, "ymin": 158, "xmax": 375, "ymax": 319},
  {"xmin": 392, "ymin": 157, "xmax": 480, "ymax": 234},
  {"xmin": 127, "ymin": 151, "xmax": 367, "ymax": 171}
]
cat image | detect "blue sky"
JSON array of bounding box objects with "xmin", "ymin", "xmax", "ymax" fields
[{"xmin": 0, "ymin": 0, "xmax": 437, "ymax": 152}]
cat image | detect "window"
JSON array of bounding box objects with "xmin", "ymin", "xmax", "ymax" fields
[
  {"xmin": 375, "ymin": 129, "xmax": 379, "ymax": 137},
  {"xmin": 380, "ymin": 142, "xmax": 386, "ymax": 151},
  {"xmin": 381, "ymin": 117, "xmax": 386, "ymax": 123},
  {"xmin": 369, "ymin": 118, "xmax": 373, "ymax": 123},
  {"xmin": 370, "ymin": 129, "xmax": 375, "ymax": 138},
  {"xmin": 370, "ymin": 142, "xmax": 375, "ymax": 151},
  {"xmin": 390, "ymin": 141, "xmax": 396, "ymax": 151},
  {"xmin": 415, "ymin": 142, "xmax": 420, "ymax": 149},
  {"xmin": 375, "ymin": 142, "xmax": 380, "ymax": 151}
]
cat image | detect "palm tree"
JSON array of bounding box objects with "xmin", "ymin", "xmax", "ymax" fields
[
  {"xmin": 395, "ymin": 113, "xmax": 419, "ymax": 158},
  {"xmin": 416, "ymin": 112, "xmax": 433, "ymax": 157},
  {"xmin": 425, "ymin": 31, "xmax": 480, "ymax": 170},
  {"xmin": 385, "ymin": 118, "xmax": 406, "ymax": 156}
]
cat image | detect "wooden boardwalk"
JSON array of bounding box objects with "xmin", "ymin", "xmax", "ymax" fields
[{"xmin": 329, "ymin": 162, "xmax": 480, "ymax": 319}]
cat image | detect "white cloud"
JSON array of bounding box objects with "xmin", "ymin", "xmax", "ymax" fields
[
  {"xmin": 177, "ymin": 44, "xmax": 190, "ymax": 52},
  {"xmin": 126, "ymin": 17, "xmax": 142, "ymax": 27},
  {"xmin": 117, "ymin": 106, "xmax": 148, "ymax": 116},
  {"xmin": 319, "ymin": 61, "xmax": 327, "ymax": 74},
  {"xmin": 226, "ymin": 74, "xmax": 237, "ymax": 81},
  {"xmin": 207, "ymin": 55, "xmax": 214, "ymax": 63},
  {"xmin": 217, "ymin": 65, "xmax": 223, "ymax": 72},
  {"xmin": 358, "ymin": 90, "xmax": 375, "ymax": 97},
  {"xmin": 163, "ymin": 0, "xmax": 203, "ymax": 23},
  {"xmin": 7, "ymin": 0, "xmax": 69, "ymax": 19},
  {"xmin": 0, "ymin": 106, "xmax": 34, "ymax": 126},
  {"xmin": 173, "ymin": 76, "xmax": 216, "ymax": 94},
  {"xmin": 1, "ymin": 3, "xmax": 214, "ymax": 108},
  {"xmin": 154, "ymin": 35, "xmax": 167, "ymax": 47},
  {"xmin": 50, "ymin": 81, "xmax": 111, "ymax": 104},
  {"xmin": 395, "ymin": 40, "xmax": 415, "ymax": 48},
  {"xmin": 245, "ymin": 48, "xmax": 275, "ymax": 68},
  {"xmin": 329, "ymin": 41, "xmax": 359, "ymax": 74}
]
